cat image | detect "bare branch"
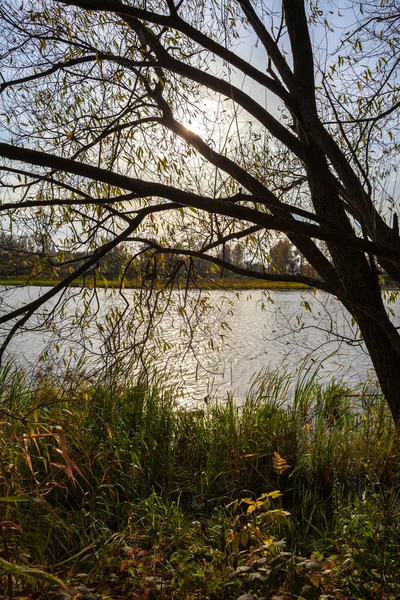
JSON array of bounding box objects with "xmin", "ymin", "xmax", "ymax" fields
[{"xmin": 2, "ymin": 143, "xmax": 400, "ymax": 265}]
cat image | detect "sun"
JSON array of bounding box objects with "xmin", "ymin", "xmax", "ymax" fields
[{"xmin": 182, "ymin": 117, "xmax": 206, "ymax": 138}]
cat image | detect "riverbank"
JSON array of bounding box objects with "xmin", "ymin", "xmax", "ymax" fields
[
  {"xmin": 1, "ymin": 367, "xmax": 399, "ymax": 599},
  {"xmin": 0, "ymin": 275, "xmax": 310, "ymax": 290}
]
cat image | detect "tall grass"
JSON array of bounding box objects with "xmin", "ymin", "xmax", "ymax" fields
[{"xmin": 0, "ymin": 363, "xmax": 399, "ymax": 598}]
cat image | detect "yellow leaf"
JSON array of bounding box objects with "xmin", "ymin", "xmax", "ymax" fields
[
  {"xmin": 267, "ymin": 490, "xmax": 283, "ymax": 498},
  {"xmin": 272, "ymin": 451, "xmax": 291, "ymax": 474},
  {"xmin": 230, "ymin": 531, "xmax": 240, "ymax": 553},
  {"xmin": 240, "ymin": 529, "xmax": 249, "ymax": 546}
]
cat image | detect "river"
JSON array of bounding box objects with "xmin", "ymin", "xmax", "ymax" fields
[{"xmin": 1, "ymin": 286, "xmax": 396, "ymax": 403}]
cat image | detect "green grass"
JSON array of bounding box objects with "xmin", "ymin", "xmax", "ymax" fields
[
  {"xmin": 0, "ymin": 364, "xmax": 399, "ymax": 599},
  {"xmin": 0, "ymin": 275, "xmax": 309, "ymax": 290}
]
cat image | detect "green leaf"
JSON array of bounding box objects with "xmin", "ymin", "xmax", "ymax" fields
[
  {"xmin": 0, "ymin": 558, "xmax": 69, "ymax": 590},
  {"xmin": 0, "ymin": 496, "xmax": 31, "ymax": 503}
]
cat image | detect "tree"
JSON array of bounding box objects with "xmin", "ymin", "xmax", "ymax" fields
[
  {"xmin": 0, "ymin": 0, "xmax": 400, "ymax": 423},
  {"xmin": 0, "ymin": 232, "xmax": 35, "ymax": 277},
  {"xmin": 269, "ymin": 239, "xmax": 296, "ymax": 275}
]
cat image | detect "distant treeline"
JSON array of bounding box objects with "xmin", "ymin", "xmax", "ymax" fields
[{"xmin": 0, "ymin": 232, "xmax": 322, "ymax": 283}]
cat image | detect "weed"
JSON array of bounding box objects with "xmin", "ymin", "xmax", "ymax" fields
[{"xmin": 0, "ymin": 365, "xmax": 399, "ymax": 598}]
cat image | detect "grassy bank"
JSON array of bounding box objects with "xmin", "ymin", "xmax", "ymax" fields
[
  {"xmin": 0, "ymin": 276, "xmax": 309, "ymax": 291},
  {"xmin": 1, "ymin": 367, "xmax": 399, "ymax": 599}
]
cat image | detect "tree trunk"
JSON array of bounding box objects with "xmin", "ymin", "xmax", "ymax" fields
[{"xmin": 354, "ymin": 309, "xmax": 400, "ymax": 427}]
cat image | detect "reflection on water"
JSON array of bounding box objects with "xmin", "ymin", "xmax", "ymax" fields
[{"xmin": 1, "ymin": 286, "xmax": 396, "ymax": 404}]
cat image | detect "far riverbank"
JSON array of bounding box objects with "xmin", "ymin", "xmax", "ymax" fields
[{"xmin": 0, "ymin": 275, "xmax": 310, "ymax": 290}]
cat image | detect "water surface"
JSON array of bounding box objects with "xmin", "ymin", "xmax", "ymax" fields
[{"xmin": 1, "ymin": 286, "xmax": 394, "ymax": 403}]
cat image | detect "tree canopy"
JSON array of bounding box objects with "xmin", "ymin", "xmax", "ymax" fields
[{"xmin": 1, "ymin": 0, "xmax": 400, "ymax": 421}]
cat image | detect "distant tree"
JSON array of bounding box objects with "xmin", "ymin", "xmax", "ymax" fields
[
  {"xmin": 0, "ymin": 232, "xmax": 37, "ymax": 277},
  {"xmin": 231, "ymin": 244, "xmax": 245, "ymax": 269},
  {"xmin": 216, "ymin": 242, "xmax": 244, "ymax": 275},
  {"xmin": 269, "ymin": 239, "xmax": 295, "ymax": 275},
  {"xmin": 100, "ymin": 244, "xmax": 129, "ymax": 280}
]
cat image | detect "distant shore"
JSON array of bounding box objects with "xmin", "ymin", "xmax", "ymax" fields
[{"xmin": 0, "ymin": 276, "xmax": 310, "ymax": 290}]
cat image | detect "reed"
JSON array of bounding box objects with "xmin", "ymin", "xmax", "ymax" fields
[{"xmin": 0, "ymin": 363, "xmax": 399, "ymax": 598}]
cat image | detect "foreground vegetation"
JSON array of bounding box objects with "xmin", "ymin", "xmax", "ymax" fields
[{"xmin": 1, "ymin": 366, "xmax": 399, "ymax": 599}]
